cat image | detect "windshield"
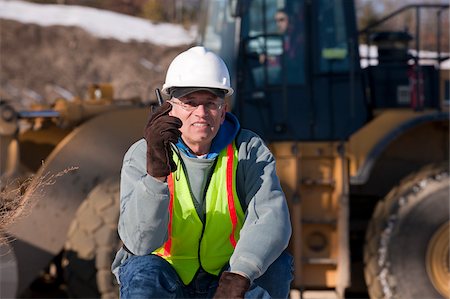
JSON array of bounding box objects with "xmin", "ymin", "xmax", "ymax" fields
[{"xmin": 241, "ymin": 0, "xmax": 306, "ymax": 87}]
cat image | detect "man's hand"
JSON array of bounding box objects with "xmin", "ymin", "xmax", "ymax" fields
[
  {"xmin": 213, "ymin": 272, "xmax": 250, "ymax": 299},
  {"xmin": 144, "ymin": 102, "xmax": 182, "ymax": 178}
]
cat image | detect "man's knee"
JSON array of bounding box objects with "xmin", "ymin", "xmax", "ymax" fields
[
  {"xmin": 264, "ymin": 251, "xmax": 293, "ymax": 278},
  {"xmin": 119, "ymin": 254, "xmax": 181, "ymax": 297},
  {"xmin": 254, "ymin": 251, "xmax": 294, "ymax": 298}
]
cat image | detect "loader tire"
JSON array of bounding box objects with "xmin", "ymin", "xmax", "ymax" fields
[
  {"xmin": 364, "ymin": 163, "xmax": 449, "ymax": 299},
  {"xmin": 63, "ymin": 178, "xmax": 121, "ymax": 299}
]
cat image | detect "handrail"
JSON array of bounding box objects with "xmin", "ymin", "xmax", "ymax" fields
[
  {"xmin": 358, "ymin": 3, "xmax": 448, "ymax": 111},
  {"xmin": 359, "ymin": 4, "xmax": 449, "ymax": 35},
  {"xmin": 359, "ymin": 3, "xmax": 449, "ymax": 65}
]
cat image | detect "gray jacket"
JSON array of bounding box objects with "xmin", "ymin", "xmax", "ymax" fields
[{"xmin": 112, "ymin": 119, "xmax": 291, "ymax": 283}]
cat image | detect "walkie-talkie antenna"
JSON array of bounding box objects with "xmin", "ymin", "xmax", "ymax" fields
[{"xmin": 155, "ymin": 88, "xmax": 163, "ymax": 106}]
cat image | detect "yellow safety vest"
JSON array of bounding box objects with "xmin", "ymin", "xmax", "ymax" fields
[{"xmin": 153, "ymin": 143, "xmax": 245, "ymax": 285}]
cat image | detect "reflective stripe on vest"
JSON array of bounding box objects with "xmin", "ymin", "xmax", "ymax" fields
[{"xmin": 153, "ymin": 142, "xmax": 244, "ymax": 285}]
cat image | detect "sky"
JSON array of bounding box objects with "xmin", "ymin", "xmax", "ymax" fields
[{"xmin": 0, "ymin": 0, "xmax": 197, "ymax": 46}]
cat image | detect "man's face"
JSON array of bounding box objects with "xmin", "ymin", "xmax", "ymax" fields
[
  {"xmin": 169, "ymin": 91, "xmax": 226, "ymax": 155},
  {"xmin": 275, "ymin": 11, "xmax": 289, "ymax": 34}
]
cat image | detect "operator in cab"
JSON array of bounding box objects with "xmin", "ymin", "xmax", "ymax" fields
[{"xmin": 112, "ymin": 46, "xmax": 293, "ymax": 299}]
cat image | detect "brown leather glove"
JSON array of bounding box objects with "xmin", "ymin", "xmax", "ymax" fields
[
  {"xmin": 144, "ymin": 102, "xmax": 182, "ymax": 178},
  {"xmin": 213, "ymin": 272, "xmax": 250, "ymax": 299}
]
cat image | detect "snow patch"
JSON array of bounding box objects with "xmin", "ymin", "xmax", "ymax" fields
[{"xmin": 0, "ymin": 0, "xmax": 197, "ymax": 46}]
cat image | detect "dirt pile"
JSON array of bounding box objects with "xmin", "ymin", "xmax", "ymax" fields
[{"xmin": 0, "ymin": 19, "xmax": 192, "ymax": 107}]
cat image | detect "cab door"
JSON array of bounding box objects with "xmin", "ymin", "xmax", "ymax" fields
[
  {"xmin": 234, "ymin": 0, "xmax": 367, "ymax": 141},
  {"xmin": 235, "ymin": 0, "xmax": 309, "ymax": 141}
]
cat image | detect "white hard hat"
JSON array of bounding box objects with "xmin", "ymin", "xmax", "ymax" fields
[{"xmin": 161, "ymin": 46, "xmax": 234, "ymax": 97}]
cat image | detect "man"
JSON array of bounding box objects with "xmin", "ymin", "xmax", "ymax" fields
[
  {"xmin": 112, "ymin": 46, "xmax": 293, "ymax": 298},
  {"xmin": 258, "ymin": 8, "xmax": 304, "ymax": 86},
  {"xmin": 275, "ymin": 9, "xmax": 289, "ymax": 34},
  {"xmin": 259, "ymin": 9, "xmax": 290, "ymax": 65}
]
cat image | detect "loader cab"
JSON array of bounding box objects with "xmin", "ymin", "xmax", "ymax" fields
[{"xmin": 199, "ymin": 0, "xmax": 368, "ymax": 141}]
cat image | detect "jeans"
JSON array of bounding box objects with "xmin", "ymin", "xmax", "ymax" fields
[{"xmin": 119, "ymin": 251, "xmax": 294, "ymax": 299}]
